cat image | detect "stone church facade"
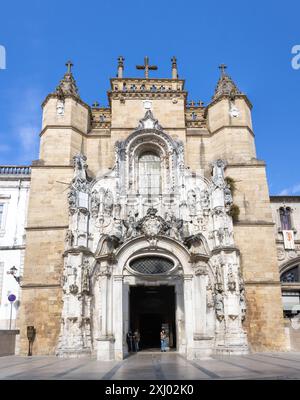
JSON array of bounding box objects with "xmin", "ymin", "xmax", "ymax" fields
[{"xmin": 18, "ymin": 58, "xmax": 288, "ymax": 360}]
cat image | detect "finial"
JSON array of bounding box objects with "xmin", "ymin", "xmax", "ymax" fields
[
  {"xmin": 118, "ymin": 56, "xmax": 124, "ymax": 66},
  {"xmin": 136, "ymin": 56, "xmax": 158, "ymax": 79},
  {"xmin": 197, "ymin": 100, "xmax": 204, "ymax": 107},
  {"xmin": 117, "ymin": 56, "xmax": 124, "ymax": 78},
  {"xmin": 92, "ymin": 101, "xmax": 99, "ymax": 108},
  {"xmin": 65, "ymin": 60, "xmax": 74, "ymax": 74},
  {"xmin": 171, "ymin": 56, "xmax": 178, "ymax": 79},
  {"xmin": 218, "ymin": 63, "xmax": 227, "ymax": 77}
]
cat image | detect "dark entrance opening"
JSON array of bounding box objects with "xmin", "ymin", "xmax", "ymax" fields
[{"xmin": 129, "ymin": 286, "xmax": 176, "ymax": 350}]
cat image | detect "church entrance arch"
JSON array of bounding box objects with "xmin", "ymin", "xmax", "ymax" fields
[{"xmin": 112, "ymin": 236, "xmax": 193, "ymax": 359}]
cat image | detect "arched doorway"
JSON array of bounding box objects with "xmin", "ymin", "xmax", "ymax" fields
[{"xmin": 129, "ymin": 285, "xmax": 176, "ymax": 350}]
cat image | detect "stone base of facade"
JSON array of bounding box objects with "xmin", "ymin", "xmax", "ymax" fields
[
  {"xmin": 96, "ymin": 336, "xmax": 116, "ymax": 361},
  {"xmin": 190, "ymin": 336, "xmax": 214, "ymax": 359},
  {"xmin": 56, "ymin": 348, "xmax": 91, "ymax": 358}
]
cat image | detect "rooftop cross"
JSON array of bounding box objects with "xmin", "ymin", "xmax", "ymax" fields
[
  {"xmin": 65, "ymin": 60, "xmax": 74, "ymax": 74},
  {"xmin": 218, "ymin": 63, "xmax": 227, "ymax": 76},
  {"xmin": 136, "ymin": 56, "xmax": 158, "ymax": 79}
]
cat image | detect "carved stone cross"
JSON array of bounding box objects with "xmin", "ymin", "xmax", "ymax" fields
[
  {"xmin": 66, "ymin": 60, "xmax": 74, "ymax": 74},
  {"xmin": 219, "ymin": 63, "xmax": 227, "ymax": 76},
  {"xmin": 92, "ymin": 101, "xmax": 99, "ymax": 107},
  {"xmin": 136, "ymin": 56, "xmax": 158, "ymax": 79}
]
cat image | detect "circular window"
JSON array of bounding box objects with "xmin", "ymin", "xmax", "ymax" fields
[{"xmin": 129, "ymin": 257, "xmax": 174, "ymax": 275}]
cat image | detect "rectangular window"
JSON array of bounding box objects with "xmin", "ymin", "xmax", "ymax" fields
[
  {"xmin": 0, "ymin": 203, "xmax": 3, "ymax": 227},
  {"xmin": 0, "ymin": 262, "xmax": 4, "ymax": 305}
]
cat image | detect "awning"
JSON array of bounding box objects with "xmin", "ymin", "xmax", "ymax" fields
[{"xmin": 283, "ymin": 304, "xmax": 300, "ymax": 311}]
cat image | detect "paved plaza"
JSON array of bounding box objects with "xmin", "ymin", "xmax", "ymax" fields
[{"xmin": 0, "ymin": 351, "xmax": 300, "ymax": 380}]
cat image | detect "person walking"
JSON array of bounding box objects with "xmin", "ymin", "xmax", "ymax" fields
[
  {"xmin": 126, "ymin": 330, "xmax": 133, "ymax": 353},
  {"xmin": 133, "ymin": 329, "xmax": 140, "ymax": 352},
  {"xmin": 160, "ymin": 329, "xmax": 167, "ymax": 352}
]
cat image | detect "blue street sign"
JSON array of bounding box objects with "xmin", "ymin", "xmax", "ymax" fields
[{"xmin": 8, "ymin": 294, "xmax": 16, "ymax": 302}]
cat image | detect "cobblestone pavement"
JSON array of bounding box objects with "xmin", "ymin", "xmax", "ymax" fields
[{"xmin": 0, "ymin": 352, "xmax": 300, "ymax": 380}]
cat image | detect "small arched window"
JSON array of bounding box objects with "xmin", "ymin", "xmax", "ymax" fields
[
  {"xmin": 138, "ymin": 151, "xmax": 161, "ymax": 196},
  {"xmin": 280, "ymin": 207, "xmax": 292, "ymax": 230},
  {"xmin": 281, "ymin": 265, "xmax": 300, "ymax": 282}
]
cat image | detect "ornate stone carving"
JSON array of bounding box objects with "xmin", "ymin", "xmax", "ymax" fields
[
  {"xmin": 91, "ymin": 190, "xmax": 100, "ymax": 218},
  {"xmin": 136, "ymin": 110, "xmax": 163, "ymax": 131},
  {"xmin": 211, "ymin": 159, "xmax": 227, "ymax": 189},
  {"xmin": 227, "ymin": 264, "xmax": 236, "ymax": 292},
  {"xmin": 215, "ymin": 291, "xmax": 224, "ymax": 321},
  {"xmin": 123, "ymin": 212, "xmax": 139, "ymax": 240},
  {"xmin": 136, "ymin": 207, "xmax": 169, "ymax": 238},
  {"xmin": 81, "ymin": 259, "xmax": 90, "ymax": 295},
  {"xmin": 65, "ymin": 229, "xmax": 74, "ymax": 249},
  {"xmin": 240, "ymin": 289, "xmax": 246, "ymax": 321},
  {"xmin": 206, "ymin": 283, "xmax": 214, "ymax": 308}
]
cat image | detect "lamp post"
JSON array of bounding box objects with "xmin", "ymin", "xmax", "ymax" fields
[
  {"xmin": 7, "ymin": 266, "xmax": 21, "ymax": 284},
  {"xmin": 7, "ymin": 294, "xmax": 16, "ymax": 330}
]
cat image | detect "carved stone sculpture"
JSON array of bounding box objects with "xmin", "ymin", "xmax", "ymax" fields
[
  {"xmin": 215, "ymin": 291, "xmax": 224, "ymax": 321},
  {"xmin": 227, "ymin": 264, "xmax": 236, "ymax": 292}
]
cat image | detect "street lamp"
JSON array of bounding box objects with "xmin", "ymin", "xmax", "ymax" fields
[{"xmin": 7, "ymin": 266, "xmax": 21, "ymax": 284}]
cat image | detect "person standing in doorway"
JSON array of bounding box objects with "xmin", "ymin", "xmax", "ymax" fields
[
  {"xmin": 160, "ymin": 329, "xmax": 167, "ymax": 352},
  {"xmin": 126, "ymin": 330, "xmax": 133, "ymax": 353},
  {"xmin": 133, "ymin": 329, "xmax": 140, "ymax": 352}
]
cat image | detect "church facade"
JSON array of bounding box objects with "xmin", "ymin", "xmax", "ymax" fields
[{"xmin": 18, "ymin": 58, "xmax": 288, "ymax": 360}]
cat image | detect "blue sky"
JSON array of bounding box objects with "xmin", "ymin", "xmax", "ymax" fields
[{"xmin": 0, "ymin": 0, "xmax": 300, "ymax": 195}]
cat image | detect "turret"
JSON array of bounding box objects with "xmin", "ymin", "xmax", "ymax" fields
[
  {"xmin": 206, "ymin": 65, "xmax": 256, "ymax": 163},
  {"xmin": 39, "ymin": 61, "xmax": 90, "ymax": 165}
]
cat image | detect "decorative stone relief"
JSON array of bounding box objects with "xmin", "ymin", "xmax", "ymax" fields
[{"xmin": 57, "ymin": 111, "xmax": 247, "ymax": 360}]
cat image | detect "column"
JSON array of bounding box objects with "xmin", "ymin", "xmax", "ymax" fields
[
  {"xmin": 113, "ymin": 275, "xmax": 123, "ymax": 360},
  {"xmin": 183, "ymin": 274, "xmax": 194, "ymax": 359}
]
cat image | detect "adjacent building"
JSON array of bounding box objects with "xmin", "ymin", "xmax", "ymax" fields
[{"xmin": 0, "ymin": 166, "xmax": 30, "ymax": 330}]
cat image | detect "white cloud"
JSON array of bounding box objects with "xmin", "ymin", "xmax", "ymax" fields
[
  {"xmin": 11, "ymin": 88, "xmax": 42, "ymax": 164},
  {"xmin": 278, "ymin": 183, "xmax": 300, "ymax": 196}
]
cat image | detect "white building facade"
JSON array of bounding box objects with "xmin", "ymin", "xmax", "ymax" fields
[{"xmin": 0, "ymin": 166, "xmax": 31, "ymax": 329}]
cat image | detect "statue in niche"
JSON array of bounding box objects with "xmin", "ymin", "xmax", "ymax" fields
[
  {"xmin": 68, "ymin": 189, "xmax": 76, "ymax": 209},
  {"xmin": 187, "ymin": 190, "xmax": 196, "ymax": 215},
  {"xmin": 200, "ymin": 189, "xmax": 210, "ymax": 209},
  {"xmin": 56, "ymin": 100, "xmax": 65, "ymax": 115},
  {"xmin": 224, "ymin": 186, "xmax": 233, "ymax": 208},
  {"xmin": 214, "ymin": 258, "xmax": 224, "ymax": 292},
  {"xmin": 91, "ymin": 190, "xmax": 100, "ymax": 218},
  {"xmin": 103, "ymin": 189, "xmax": 113, "ymax": 216},
  {"xmin": 217, "ymin": 227, "xmax": 225, "ymax": 246},
  {"xmin": 65, "ymin": 229, "xmax": 74, "ymax": 249},
  {"xmin": 81, "ymin": 260, "xmax": 90, "ymax": 294},
  {"xmin": 215, "ymin": 291, "xmax": 224, "ymax": 320},
  {"xmin": 211, "ymin": 159, "xmax": 226, "ymax": 189},
  {"xmin": 227, "ymin": 264, "xmax": 236, "ymax": 292},
  {"xmin": 165, "ymin": 212, "xmax": 184, "ymax": 240},
  {"xmin": 206, "ymin": 283, "xmax": 214, "ymax": 308},
  {"xmin": 123, "ymin": 212, "xmax": 139, "ymax": 240},
  {"xmin": 73, "ymin": 154, "xmax": 87, "ymax": 178}
]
